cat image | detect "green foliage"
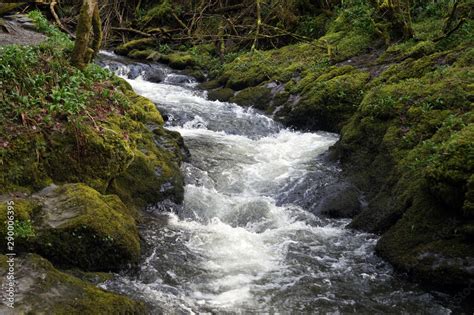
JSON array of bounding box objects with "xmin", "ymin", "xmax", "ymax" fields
[
  {"xmin": 15, "ymin": 220, "xmax": 35, "ymax": 239},
  {"xmin": 140, "ymin": 0, "xmax": 175, "ymax": 25},
  {"xmin": 28, "ymin": 10, "xmax": 72, "ymax": 49},
  {"xmin": 333, "ymin": 0, "xmax": 376, "ymax": 33}
]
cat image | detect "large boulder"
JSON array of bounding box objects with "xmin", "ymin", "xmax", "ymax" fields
[
  {"xmin": 0, "ymin": 254, "xmax": 146, "ymax": 314},
  {"xmin": 0, "ymin": 183, "xmax": 141, "ymax": 271}
]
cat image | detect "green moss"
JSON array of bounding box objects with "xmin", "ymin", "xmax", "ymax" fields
[
  {"xmin": 32, "ymin": 184, "xmax": 140, "ymax": 271},
  {"xmin": 125, "ymin": 90, "xmax": 165, "ymax": 125},
  {"xmin": 423, "ymin": 124, "xmax": 474, "ymax": 215},
  {"xmin": 45, "ymin": 123, "xmax": 135, "ymax": 193},
  {"xmin": 140, "ymin": 0, "xmax": 173, "ymax": 25},
  {"xmin": 0, "ymin": 254, "xmax": 146, "ymax": 314},
  {"xmin": 207, "ymin": 88, "xmax": 235, "ymax": 102},
  {"xmin": 166, "ymin": 53, "xmax": 195, "ymax": 70},
  {"xmin": 379, "ymin": 40, "xmax": 437, "ymax": 63},
  {"xmin": 115, "ymin": 38, "xmax": 156, "ymax": 56},
  {"xmin": 334, "ymin": 42, "xmax": 474, "ymax": 288},
  {"xmin": 284, "ymin": 66, "xmax": 370, "ymax": 132},
  {"xmin": 108, "ymin": 125, "xmax": 185, "ymax": 210},
  {"xmin": 229, "ymin": 86, "xmax": 271, "ymax": 109},
  {"xmin": 376, "ymin": 189, "xmax": 474, "ymax": 289}
]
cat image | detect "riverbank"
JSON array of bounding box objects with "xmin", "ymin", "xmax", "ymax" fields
[{"xmin": 0, "ymin": 12, "xmax": 186, "ymax": 313}]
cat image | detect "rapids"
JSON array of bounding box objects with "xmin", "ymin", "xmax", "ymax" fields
[{"xmin": 98, "ymin": 52, "xmax": 450, "ymax": 314}]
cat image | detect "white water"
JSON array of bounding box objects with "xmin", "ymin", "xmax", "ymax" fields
[{"xmin": 100, "ymin": 55, "xmax": 450, "ymax": 314}]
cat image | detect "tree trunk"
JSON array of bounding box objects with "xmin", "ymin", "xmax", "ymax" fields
[
  {"xmin": 251, "ymin": 0, "xmax": 262, "ymax": 52},
  {"xmin": 372, "ymin": 0, "xmax": 415, "ymax": 42},
  {"xmin": 71, "ymin": 0, "xmax": 102, "ymax": 69}
]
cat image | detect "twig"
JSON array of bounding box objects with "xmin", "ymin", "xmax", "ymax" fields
[{"xmin": 111, "ymin": 26, "xmax": 152, "ymax": 37}]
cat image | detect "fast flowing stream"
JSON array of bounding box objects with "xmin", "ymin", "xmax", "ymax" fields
[{"xmin": 98, "ymin": 53, "xmax": 450, "ymax": 314}]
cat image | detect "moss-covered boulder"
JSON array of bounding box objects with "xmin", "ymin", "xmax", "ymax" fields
[
  {"xmin": 104, "ymin": 89, "xmax": 186, "ymax": 210},
  {"xmin": 281, "ymin": 66, "xmax": 370, "ymax": 132},
  {"xmin": 229, "ymin": 86, "xmax": 272, "ymax": 110},
  {"xmin": 0, "ymin": 184, "xmax": 141, "ymax": 271},
  {"xmin": 333, "ymin": 44, "xmax": 474, "ymax": 288},
  {"xmin": 45, "ymin": 124, "xmax": 135, "ymax": 193},
  {"xmin": 375, "ymin": 189, "xmax": 474, "ymax": 289},
  {"xmin": 0, "ymin": 254, "xmax": 146, "ymax": 314},
  {"xmin": 108, "ymin": 126, "xmax": 186, "ymax": 210},
  {"xmin": 207, "ymin": 87, "xmax": 235, "ymax": 102},
  {"xmin": 115, "ymin": 38, "xmax": 157, "ymax": 56}
]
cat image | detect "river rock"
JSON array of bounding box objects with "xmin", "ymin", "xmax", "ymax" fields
[
  {"xmin": 0, "ymin": 183, "xmax": 141, "ymax": 271},
  {"xmin": 207, "ymin": 87, "xmax": 235, "ymax": 102},
  {"xmin": 0, "ymin": 254, "xmax": 145, "ymax": 314},
  {"xmin": 315, "ymin": 182, "xmax": 362, "ymax": 218}
]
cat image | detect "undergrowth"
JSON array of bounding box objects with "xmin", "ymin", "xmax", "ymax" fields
[{"xmin": 0, "ymin": 11, "xmax": 129, "ymax": 144}]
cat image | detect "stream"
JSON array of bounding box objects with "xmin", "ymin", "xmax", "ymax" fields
[{"xmin": 98, "ymin": 52, "xmax": 450, "ymax": 314}]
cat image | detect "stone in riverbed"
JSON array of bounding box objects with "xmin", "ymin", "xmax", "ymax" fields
[
  {"xmin": 207, "ymin": 88, "xmax": 235, "ymax": 102},
  {"xmin": 315, "ymin": 182, "xmax": 362, "ymax": 218},
  {"xmin": 0, "ymin": 254, "xmax": 146, "ymax": 314}
]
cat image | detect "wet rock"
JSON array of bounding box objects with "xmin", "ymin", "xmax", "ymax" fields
[
  {"xmin": 229, "ymin": 86, "xmax": 272, "ymax": 110},
  {"xmin": 0, "ymin": 254, "xmax": 145, "ymax": 314},
  {"xmin": 198, "ymin": 79, "xmax": 221, "ymax": 90},
  {"xmin": 207, "ymin": 88, "xmax": 235, "ymax": 102},
  {"xmin": 315, "ymin": 182, "xmax": 362, "ymax": 218},
  {"xmin": 38, "ymin": 184, "xmax": 140, "ymax": 271},
  {"xmin": 0, "ymin": 184, "xmax": 141, "ymax": 271}
]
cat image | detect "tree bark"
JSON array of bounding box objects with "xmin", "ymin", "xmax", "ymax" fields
[
  {"xmin": 372, "ymin": 0, "xmax": 415, "ymax": 42},
  {"xmin": 251, "ymin": 0, "xmax": 262, "ymax": 52},
  {"xmin": 71, "ymin": 0, "xmax": 102, "ymax": 70}
]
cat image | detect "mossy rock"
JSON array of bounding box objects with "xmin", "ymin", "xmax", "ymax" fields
[
  {"xmin": 34, "ymin": 184, "xmax": 140, "ymax": 271},
  {"xmin": 166, "ymin": 53, "xmax": 195, "ymax": 70},
  {"xmin": 198, "ymin": 79, "xmax": 221, "ymax": 90},
  {"xmin": 334, "ymin": 43, "xmax": 474, "ymax": 290},
  {"xmin": 0, "ymin": 254, "xmax": 146, "ymax": 314},
  {"xmin": 229, "ymin": 86, "xmax": 272, "ymax": 110},
  {"xmin": 125, "ymin": 90, "xmax": 165, "ymax": 126},
  {"xmin": 375, "ymin": 190, "xmax": 474, "ymax": 289},
  {"xmin": 207, "ymin": 88, "xmax": 235, "ymax": 102},
  {"xmin": 115, "ymin": 38, "xmax": 157, "ymax": 56},
  {"xmin": 108, "ymin": 125, "xmax": 186, "ymax": 211},
  {"xmin": 0, "ymin": 184, "xmax": 141, "ymax": 271},
  {"xmin": 423, "ymin": 124, "xmax": 474, "ymax": 215},
  {"xmin": 45, "ymin": 124, "xmax": 135, "ymax": 193},
  {"xmin": 284, "ymin": 66, "xmax": 370, "ymax": 132}
]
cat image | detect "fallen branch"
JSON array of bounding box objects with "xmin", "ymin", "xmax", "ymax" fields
[
  {"xmin": 111, "ymin": 26, "xmax": 152, "ymax": 37},
  {"xmin": 49, "ymin": 0, "xmax": 75, "ymax": 38}
]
